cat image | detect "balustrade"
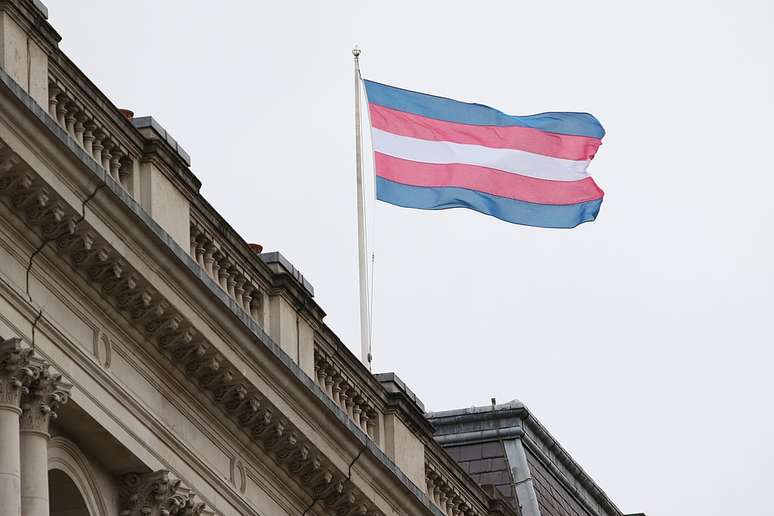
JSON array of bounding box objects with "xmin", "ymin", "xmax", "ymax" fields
[
  {"xmin": 425, "ymin": 459, "xmax": 484, "ymax": 516},
  {"xmin": 46, "ymin": 78, "xmax": 135, "ymax": 195},
  {"xmin": 313, "ymin": 349, "xmax": 379, "ymax": 440},
  {"xmin": 189, "ymin": 221, "xmax": 267, "ymax": 327}
]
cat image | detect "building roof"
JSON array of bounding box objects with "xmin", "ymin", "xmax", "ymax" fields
[{"xmin": 427, "ymin": 401, "xmax": 626, "ymax": 516}]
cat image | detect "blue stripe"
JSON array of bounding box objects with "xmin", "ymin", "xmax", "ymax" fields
[
  {"xmin": 363, "ymin": 80, "xmax": 605, "ymax": 139},
  {"xmin": 376, "ymin": 177, "xmax": 602, "ymax": 229}
]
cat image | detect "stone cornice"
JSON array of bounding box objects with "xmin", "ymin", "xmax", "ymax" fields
[{"xmin": 0, "ymin": 66, "xmax": 448, "ymax": 516}]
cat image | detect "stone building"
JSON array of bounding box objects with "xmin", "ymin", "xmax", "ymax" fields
[{"xmin": 0, "ymin": 1, "xmax": 639, "ymax": 515}]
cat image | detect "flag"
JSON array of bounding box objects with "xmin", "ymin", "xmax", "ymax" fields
[{"xmin": 363, "ymin": 80, "xmax": 606, "ymax": 229}]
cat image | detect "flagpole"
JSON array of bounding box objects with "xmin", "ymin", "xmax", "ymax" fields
[{"xmin": 353, "ymin": 47, "xmax": 372, "ymax": 371}]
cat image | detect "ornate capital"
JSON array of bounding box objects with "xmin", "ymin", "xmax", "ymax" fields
[
  {"xmin": 0, "ymin": 337, "xmax": 36, "ymax": 411},
  {"xmin": 119, "ymin": 471, "xmax": 211, "ymax": 516},
  {"xmin": 20, "ymin": 359, "xmax": 72, "ymax": 435}
]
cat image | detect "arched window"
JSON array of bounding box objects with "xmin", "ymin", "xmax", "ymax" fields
[
  {"xmin": 48, "ymin": 437, "xmax": 109, "ymax": 516},
  {"xmin": 49, "ymin": 469, "xmax": 90, "ymax": 516}
]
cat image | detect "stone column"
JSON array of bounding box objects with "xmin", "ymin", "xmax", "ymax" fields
[
  {"xmin": 0, "ymin": 338, "xmax": 36, "ymax": 516},
  {"xmin": 20, "ymin": 360, "xmax": 71, "ymax": 516}
]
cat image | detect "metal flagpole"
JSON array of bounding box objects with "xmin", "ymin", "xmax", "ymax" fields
[{"xmin": 353, "ymin": 47, "xmax": 372, "ymax": 371}]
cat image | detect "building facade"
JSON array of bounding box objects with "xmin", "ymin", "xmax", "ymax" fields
[{"xmin": 0, "ymin": 1, "xmax": 637, "ymax": 515}]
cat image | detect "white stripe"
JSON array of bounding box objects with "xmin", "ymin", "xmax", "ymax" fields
[{"xmin": 371, "ymin": 128, "xmax": 590, "ymax": 182}]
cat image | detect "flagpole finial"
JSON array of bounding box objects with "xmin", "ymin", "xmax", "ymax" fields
[{"xmin": 352, "ymin": 46, "xmax": 361, "ymax": 57}]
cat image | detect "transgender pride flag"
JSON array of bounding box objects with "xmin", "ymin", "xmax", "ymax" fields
[{"xmin": 363, "ymin": 80, "xmax": 606, "ymax": 228}]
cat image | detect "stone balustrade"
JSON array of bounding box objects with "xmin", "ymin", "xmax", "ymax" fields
[
  {"xmin": 425, "ymin": 452, "xmax": 487, "ymax": 516},
  {"xmin": 189, "ymin": 219, "xmax": 268, "ymax": 327},
  {"xmin": 313, "ymin": 349, "xmax": 380, "ymax": 441},
  {"xmin": 47, "ymin": 77, "xmax": 136, "ymax": 192}
]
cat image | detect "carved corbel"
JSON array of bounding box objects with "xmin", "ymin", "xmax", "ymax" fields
[
  {"xmin": 198, "ymin": 364, "xmax": 232, "ymax": 390},
  {"xmin": 185, "ymin": 355, "xmax": 219, "ymax": 382},
  {"xmin": 222, "ymin": 384, "xmax": 250, "ymax": 414},
  {"xmin": 0, "ymin": 168, "xmax": 26, "ymax": 193},
  {"xmin": 235, "ymin": 397, "xmax": 262, "ymax": 426},
  {"xmin": 248, "ymin": 409, "xmax": 273, "ymax": 440},
  {"xmin": 6, "ymin": 173, "xmax": 34, "ymax": 207},
  {"xmin": 39, "ymin": 204, "xmax": 70, "ymax": 239},
  {"xmin": 308, "ymin": 470, "xmax": 336, "ymax": 499},
  {"xmin": 325, "ymin": 488, "xmax": 356, "ymax": 513},
  {"xmin": 145, "ymin": 314, "xmax": 181, "ymax": 339},
  {"xmin": 272, "ymin": 431, "xmax": 298, "ymax": 460},
  {"xmin": 298, "ymin": 455, "xmax": 323, "ymax": 484},
  {"xmin": 171, "ymin": 341, "xmax": 206, "ymax": 364},
  {"xmin": 285, "ymin": 443, "xmax": 310, "ymax": 472},
  {"xmin": 320, "ymin": 479, "xmax": 346, "ymax": 507},
  {"xmin": 18, "ymin": 188, "xmax": 50, "ymax": 221},
  {"xmin": 157, "ymin": 327, "xmax": 194, "ymax": 353},
  {"xmin": 261, "ymin": 420, "xmax": 286, "ymax": 449}
]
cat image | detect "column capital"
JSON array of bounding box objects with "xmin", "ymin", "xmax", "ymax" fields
[
  {"xmin": 0, "ymin": 337, "xmax": 36, "ymax": 412},
  {"xmin": 119, "ymin": 470, "xmax": 212, "ymax": 516},
  {"xmin": 20, "ymin": 359, "xmax": 71, "ymax": 436}
]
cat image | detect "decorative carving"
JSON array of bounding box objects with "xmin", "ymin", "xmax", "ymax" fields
[
  {"xmin": 119, "ymin": 471, "xmax": 211, "ymax": 516},
  {"xmin": 20, "ymin": 359, "xmax": 72, "ymax": 434},
  {"xmin": 0, "ymin": 337, "xmax": 36, "ymax": 409}
]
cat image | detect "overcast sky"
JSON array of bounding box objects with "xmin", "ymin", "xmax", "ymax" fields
[{"xmin": 44, "ymin": 1, "xmax": 773, "ymax": 515}]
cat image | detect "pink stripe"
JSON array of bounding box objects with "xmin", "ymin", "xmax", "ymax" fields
[
  {"xmin": 374, "ymin": 153, "xmax": 604, "ymax": 205},
  {"xmin": 369, "ymin": 104, "xmax": 602, "ymax": 161}
]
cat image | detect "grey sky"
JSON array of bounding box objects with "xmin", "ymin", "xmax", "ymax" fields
[{"xmin": 45, "ymin": 1, "xmax": 773, "ymax": 515}]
